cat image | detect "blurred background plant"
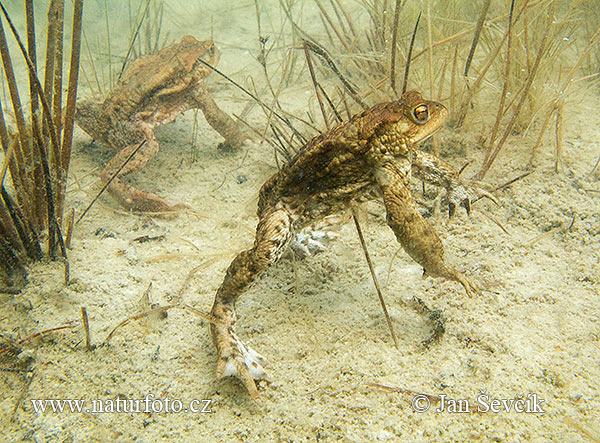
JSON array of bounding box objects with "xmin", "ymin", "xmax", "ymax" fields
[
  {"xmin": 280, "ymin": 0, "xmax": 600, "ymax": 177},
  {"xmin": 80, "ymin": 0, "xmax": 167, "ymax": 98}
]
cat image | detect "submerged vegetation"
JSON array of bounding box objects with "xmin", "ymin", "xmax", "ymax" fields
[
  {"xmin": 1, "ymin": 0, "xmax": 598, "ymax": 290},
  {"xmin": 278, "ymin": 0, "xmax": 599, "ymax": 177},
  {"xmin": 0, "ymin": 1, "xmax": 599, "ymax": 439},
  {"xmin": 0, "ymin": 0, "xmax": 83, "ymax": 289}
]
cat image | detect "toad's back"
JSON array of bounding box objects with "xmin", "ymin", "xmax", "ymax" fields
[{"xmin": 258, "ymin": 93, "xmax": 446, "ymax": 215}]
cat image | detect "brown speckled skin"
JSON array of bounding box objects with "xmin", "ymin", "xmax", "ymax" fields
[
  {"xmin": 75, "ymin": 36, "xmax": 246, "ymax": 212},
  {"xmin": 210, "ymin": 91, "xmax": 479, "ymax": 401}
]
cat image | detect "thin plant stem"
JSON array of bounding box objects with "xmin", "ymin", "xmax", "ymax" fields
[
  {"xmin": 477, "ymin": 0, "xmax": 555, "ymax": 179},
  {"xmin": 117, "ymin": 0, "xmax": 151, "ymax": 81},
  {"xmin": 402, "ymin": 12, "xmax": 421, "ymax": 95},
  {"xmin": 51, "ymin": 0, "xmax": 64, "ymax": 146},
  {"xmin": 425, "ymin": 1, "xmax": 437, "ymax": 155},
  {"xmin": 104, "ymin": 0, "xmax": 112, "ymax": 88},
  {"xmin": 43, "ymin": 0, "xmax": 59, "ymax": 164},
  {"xmin": 410, "ymin": 0, "xmax": 544, "ymax": 63},
  {"xmin": 390, "ymin": 0, "xmax": 402, "ymax": 93},
  {"xmin": 25, "ymin": 0, "xmax": 45, "ymax": 229},
  {"xmin": 464, "ymin": 0, "xmax": 490, "ymax": 78},
  {"xmin": 528, "ymin": 24, "xmax": 600, "ymax": 166},
  {"xmin": 0, "ymin": 15, "xmax": 31, "ymax": 215},
  {"xmin": 76, "ymin": 140, "xmax": 147, "ymax": 225},
  {"xmin": 351, "ymin": 204, "xmax": 399, "ymax": 350},
  {"xmin": 481, "ymin": 0, "xmax": 515, "ymax": 168},
  {"xmin": 58, "ymin": 0, "xmax": 83, "ymax": 219},
  {"xmin": 554, "ymin": 100, "xmax": 564, "ymax": 172},
  {"xmin": 303, "ymin": 41, "xmax": 329, "ymax": 130}
]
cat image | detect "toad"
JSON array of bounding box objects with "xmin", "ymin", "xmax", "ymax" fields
[
  {"xmin": 209, "ymin": 91, "xmax": 493, "ymax": 401},
  {"xmin": 75, "ymin": 35, "xmax": 247, "ymax": 212}
]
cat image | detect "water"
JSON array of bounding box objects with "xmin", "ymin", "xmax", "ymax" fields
[{"xmin": 1, "ymin": 1, "xmax": 599, "ymax": 441}]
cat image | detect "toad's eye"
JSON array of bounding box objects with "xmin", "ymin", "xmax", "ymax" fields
[{"xmin": 413, "ymin": 104, "xmax": 429, "ymax": 123}]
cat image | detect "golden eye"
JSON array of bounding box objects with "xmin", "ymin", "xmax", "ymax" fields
[{"xmin": 413, "ymin": 104, "xmax": 429, "ymax": 123}]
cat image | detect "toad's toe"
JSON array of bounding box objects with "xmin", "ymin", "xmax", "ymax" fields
[{"xmin": 215, "ymin": 331, "xmax": 270, "ymax": 403}]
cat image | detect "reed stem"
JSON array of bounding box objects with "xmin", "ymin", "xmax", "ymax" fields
[{"xmin": 57, "ymin": 0, "xmax": 83, "ymax": 219}]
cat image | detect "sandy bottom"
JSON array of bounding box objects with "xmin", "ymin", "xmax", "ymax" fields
[{"xmin": 1, "ymin": 4, "xmax": 600, "ymax": 441}]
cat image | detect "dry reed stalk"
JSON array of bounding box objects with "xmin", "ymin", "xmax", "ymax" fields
[
  {"xmin": 24, "ymin": 1, "xmax": 37, "ymax": 116},
  {"xmin": 314, "ymin": 0, "xmax": 350, "ymax": 53},
  {"xmin": 454, "ymin": 0, "xmax": 532, "ymax": 127},
  {"xmin": 318, "ymin": 83, "xmax": 343, "ymax": 123},
  {"xmin": 0, "ymin": 186, "xmax": 42, "ymax": 262},
  {"xmin": 76, "ymin": 140, "xmax": 147, "ymax": 225},
  {"xmin": 117, "ymin": 0, "xmax": 151, "ymax": 81},
  {"xmin": 554, "ymin": 100, "xmax": 564, "ymax": 172},
  {"xmin": 528, "ymin": 104, "xmax": 556, "ymax": 166},
  {"xmin": 0, "ymin": 1, "xmax": 81, "ymax": 287},
  {"xmin": 351, "ymin": 204, "xmax": 399, "ymax": 350},
  {"xmin": 43, "ymin": 0, "xmax": 59, "ymax": 163},
  {"xmin": 51, "ymin": 0, "xmax": 64, "ymax": 143},
  {"xmin": 0, "ymin": 134, "xmax": 16, "ymax": 184},
  {"xmin": 450, "ymin": 43, "xmax": 458, "ymax": 115},
  {"xmin": 0, "ymin": 323, "xmax": 77, "ymax": 356},
  {"xmin": 80, "ymin": 32, "xmax": 102, "ymax": 96},
  {"xmin": 464, "ymin": 0, "xmax": 490, "ymax": 79},
  {"xmin": 389, "ymin": 0, "xmax": 402, "ymax": 93},
  {"xmin": 303, "ymin": 41, "xmax": 330, "ymax": 130},
  {"xmin": 0, "ymin": 17, "xmax": 32, "ymax": 214},
  {"xmin": 425, "ymin": 0, "xmax": 434, "ymax": 98},
  {"xmin": 303, "ymin": 40, "xmax": 368, "ymax": 109},
  {"xmin": 57, "ymin": 0, "xmax": 83, "ymax": 219},
  {"xmin": 327, "ymin": 0, "xmax": 349, "ymax": 41},
  {"xmin": 197, "ymin": 58, "xmax": 299, "ymax": 134},
  {"xmin": 402, "ymin": 12, "xmax": 421, "ymax": 95},
  {"xmin": 436, "ymin": 47, "xmax": 450, "ymax": 100},
  {"xmin": 477, "ymin": 0, "xmax": 555, "ymax": 179},
  {"xmin": 331, "ymin": 0, "xmax": 357, "ymax": 38},
  {"xmin": 528, "ymin": 24, "xmax": 600, "ymax": 167},
  {"xmin": 410, "ymin": 0, "xmax": 544, "ymax": 64},
  {"xmin": 425, "ymin": 0, "xmax": 438, "ymax": 156},
  {"xmin": 24, "ymin": 1, "xmax": 45, "ymax": 226},
  {"xmin": 81, "ymin": 306, "xmax": 91, "ymax": 350},
  {"xmin": 481, "ymin": 0, "xmax": 515, "ymax": 169},
  {"xmin": 64, "ymin": 207, "xmax": 74, "ymax": 248},
  {"xmin": 103, "ymin": 0, "xmax": 112, "ymax": 88},
  {"xmin": 0, "ymin": 190, "xmax": 23, "ymax": 252},
  {"xmin": 1, "ymin": 2, "xmax": 64, "ymax": 257}
]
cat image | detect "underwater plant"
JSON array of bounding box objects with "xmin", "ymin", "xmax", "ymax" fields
[
  {"xmin": 283, "ymin": 0, "xmax": 599, "ymax": 177},
  {"xmin": 0, "ymin": 0, "xmax": 83, "ymax": 290}
]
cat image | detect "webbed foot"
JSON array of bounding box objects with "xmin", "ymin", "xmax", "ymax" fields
[
  {"xmin": 214, "ymin": 328, "xmax": 270, "ymax": 403},
  {"xmin": 117, "ymin": 186, "xmax": 190, "ymax": 213},
  {"xmin": 448, "ymin": 178, "xmax": 499, "ymax": 218},
  {"xmin": 291, "ymin": 229, "xmax": 339, "ymax": 258}
]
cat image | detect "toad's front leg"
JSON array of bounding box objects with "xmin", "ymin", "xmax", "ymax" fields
[
  {"xmin": 195, "ymin": 92, "xmax": 249, "ymax": 151},
  {"xmin": 210, "ymin": 204, "xmax": 294, "ymax": 402},
  {"xmin": 376, "ymin": 159, "xmax": 477, "ymax": 296},
  {"xmin": 411, "ymin": 149, "xmax": 496, "ymax": 217},
  {"xmin": 102, "ymin": 126, "xmax": 187, "ymax": 212}
]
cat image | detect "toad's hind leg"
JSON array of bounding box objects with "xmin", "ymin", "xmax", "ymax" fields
[
  {"xmin": 376, "ymin": 161, "xmax": 477, "ymax": 296},
  {"xmin": 210, "ymin": 204, "xmax": 294, "ymax": 401},
  {"xmin": 102, "ymin": 127, "xmax": 187, "ymax": 212}
]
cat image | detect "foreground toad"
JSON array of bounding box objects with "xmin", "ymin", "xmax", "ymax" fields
[
  {"xmin": 76, "ymin": 35, "xmax": 247, "ymax": 212},
  {"xmin": 210, "ymin": 91, "xmax": 490, "ymax": 401}
]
